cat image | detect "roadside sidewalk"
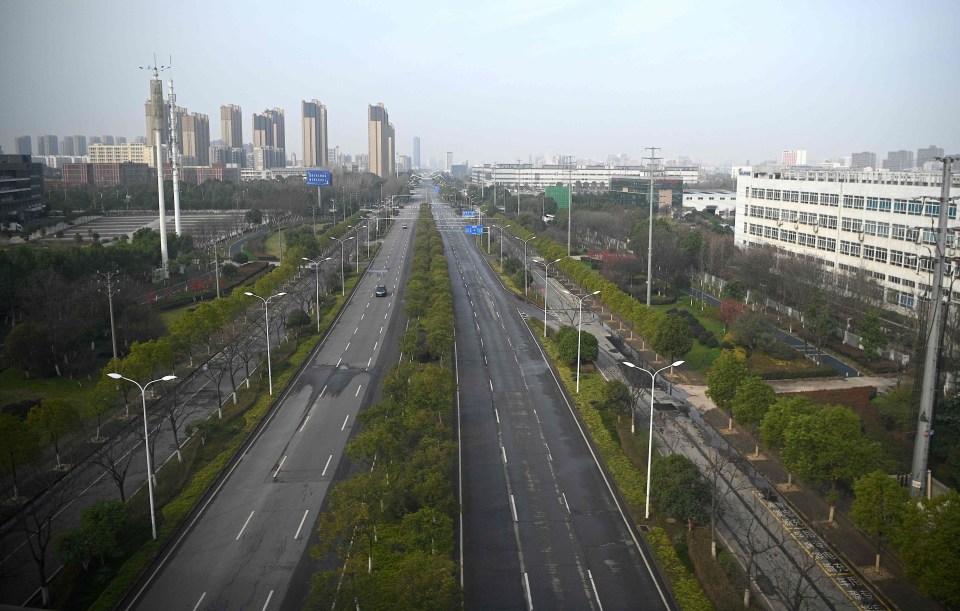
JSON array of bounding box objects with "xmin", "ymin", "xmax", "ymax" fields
[{"xmin": 678, "ymin": 383, "xmax": 942, "ymax": 611}]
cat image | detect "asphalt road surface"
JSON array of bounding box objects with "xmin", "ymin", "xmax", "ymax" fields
[
  {"xmin": 125, "ymin": 206, "xmax": 418, "ymax": 610},
  {"xmin": 436, "ymin": 195, "xmax": 676, "ymax": 611}
]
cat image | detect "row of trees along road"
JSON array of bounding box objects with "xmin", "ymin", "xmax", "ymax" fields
[
  {"xmin": 310, "ymin": 205, "xmax": 461, "ymax": 608},
  {"xmin": 706, "ymin": 349, "xmax": 960, "ymax": 605},
  {"xmin": 0, "ymin": 214, "xmax": 363, "ymax": 606}
]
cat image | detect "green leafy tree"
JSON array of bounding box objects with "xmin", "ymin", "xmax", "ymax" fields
[
  {"xmin": 651, "ymin": 454, "xmax": 711, "ymax": 529},
  {"xmin": 760, "ymin": 396, "xmax": 817, "ymax": 450},
  {"xmin": 897, "ymin": 491, "xmax": 960, "ymax": 606},
  {"xmin": 650, "ymin": 314, "xmax": 693, "ymax": 363},
  {"xmin": 731, "ymin": 312, "xmax": 774, "ymax": 353},
  {"xmin": 0, "ymin": 413, "xmax": 41, "ymax": 498},
  {"xmin": 601, "ymin": 380, "xmax": 634, "ymax": 421},
  {"xmin": 706, "ymin": 350, "xmax": 747, "ymax": 411},
  {"xmin": 858, "ymin": 309, "xmax": 888, "ymax": 359},
  {"xmin": 731, "ymin": 376, "xmax": 776, "ymax": 431},
  {"xmin": 556, "ymin": 325, "xmax": 599, "ymax": 365},
  {"xmin": 781, "ymin": 405, "xmax": 882, "ymax": 520},
  {"xmin": 245, "ymin": 208, "xmax": 263, "ymax": 225},
  {"xmin": 80, "ymin": 499, "xmax": 128, "ymax": 565},
  {"xmin": 27, "ymin": 399, "xmax": 80, "ymax": 469},
  {"xmin": 54, "ymin": 529, "xmax": 92, "ymax": 571},
  {"xmin": 851, "ymin": 470, "xmax": 909, "ymax": 569},
  {"xmin": 804, "ymin": 291, "xmax": 836, "ymax": 363}
]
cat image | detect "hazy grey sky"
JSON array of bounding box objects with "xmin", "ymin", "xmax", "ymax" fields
[{"xmin": 3, "ymin": 0, "xmax": 958, "ymax": 167}]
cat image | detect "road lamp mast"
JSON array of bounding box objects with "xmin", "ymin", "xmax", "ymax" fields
[
  {"xmin": 569, "ymin": 290, "xmax": 600, "ymax": 393},
  {"xmin": 106, "ymin": 373, "xmax": 177, "ymax": 540},
  {"xmin": 518, "ymin": 236, "xmax": 537, "ymax": 295},
  {"xmin": 622, "ymin": 360, "xmax": 684, "ymax": 519},
  {"xmin": 302, "ymin": 256, "xmax": 332, "ymax": 333},
  {"xmin": 243, "ymin": 291, "xmax": 287, "ymax": 395},
  {"xmin": 539, "ymin": 258, "xmax": 562, "ymax": 338},
  {"xmin": 332, "ymin": 235, "xmax": 354, "ymax": 296}
]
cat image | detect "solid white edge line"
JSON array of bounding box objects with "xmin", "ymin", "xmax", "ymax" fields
[
  {"xmin": 322, "ymin": 454, "xmax": 333, "ymax": 476},
  {"xmin": 294, "ymin": 510, "xmax": 310, "ymax": 540},
  {"xmin": 236, "ymin": 510, "xmax": 255, "ymax": 540},
  {"xmin": 520, "ymin": 321, "xmax": 672, "ymax": 609},
  {"xmin": 192, "ymin": 592, "xmax": 207, "ymax": 611}
]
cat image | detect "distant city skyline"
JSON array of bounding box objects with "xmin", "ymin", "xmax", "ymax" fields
[{"xmin": 2, "ymin": 0, "xmax": 958, "ymax": 167}]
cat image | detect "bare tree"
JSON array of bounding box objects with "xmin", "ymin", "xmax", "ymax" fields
[
  {"xmin": 89, "ymin": 431, "xmax": 141, "ymax": 502},
  {"xmin": 12, "ymin": 467, "xmax": 86, "ymax": 606}
]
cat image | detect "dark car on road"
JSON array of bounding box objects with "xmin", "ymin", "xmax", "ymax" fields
[{"xmin": 375, "ymin": 285, "xmax": 387, "ymax": 297}]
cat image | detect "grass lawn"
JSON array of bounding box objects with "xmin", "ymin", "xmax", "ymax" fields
[
  {"xmin": 159, "ymin": 302, "xmax": 198, "ymax": 329},
  {"xmin": 0, "ymin": 366, "xmax": 98, "ymax": 411},
  {"xmin": 651, "ymin": 302, "xmax": 725, "ymax": 373},
  {"xmin": 262, "ymin": 231, "xmax": 282, "ymax": 258}
]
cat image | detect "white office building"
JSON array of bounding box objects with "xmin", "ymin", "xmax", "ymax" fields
[
  {"xmin": 735, "ymin": 166, "xmax": 959, "ymax": 311},
  {"xmin": 471, "ymin": 163, "xmax": 701, "ymax": 192},
  {"xmin": 683, "ymin": 190, "xmax": 737, "ymax": 216}
]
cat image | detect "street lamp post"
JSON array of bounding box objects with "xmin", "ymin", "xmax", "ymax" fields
[
  {"xmin": 243, "ymin": 291, "xmax": 287, "ymax": 395},
  {"xmin": 302, "ymin": 256, "xmax": 332, "ymax": 333},
  {"xmin": 539, "ymin": 258, "xmax": 562, "ymax": 338},
  {"xmin": 332, "ymin": 235, "xmax": 355, "ymax": 296},
  {"xmin": 518, "ymin": 236, "xmax": 537, "ymax": 295},
  {"xmin": 622, "ymin": 360, "xmax": 685, "ymax": 519},
  {"xmin": 496, "ymin": 224, "xmax": 511, "ymax": 272},
  {"xmin": 570, "ymin": 290, "xmax": 600, "ymax": 393},
  {"xmin": 106, "ymin": 373, "xmax": 176, "ymax": 540}
]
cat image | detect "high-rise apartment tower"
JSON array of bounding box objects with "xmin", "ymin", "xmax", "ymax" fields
[
  {"xmin": 367, "ymin": 103, "xmax": 394, "ymax": 178},
  {"xmin": 301, "ymin": 99, "xmax": 328, "ymax": 168},
  {"xmin": 220, "ymin": 104, "xmax": 243, "ymax": 148}
]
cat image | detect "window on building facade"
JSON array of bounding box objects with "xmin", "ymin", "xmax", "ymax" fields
[
  {"xmin": 840, "ymin": 240, "xmax": 861, "ymax": 257},
  {"xmin": 841, "ymin": 218, "xmax": 863, "ymax": 232},
  {"xmin": 822, "ymin": 193, "xmax": 839, "ymax": 206},
  {"xmin": 894, "ymin": 199, "xmax": 908, "ymax": 214},
  {"xmin": 908, "ymin": 201, "xmax": 923, "ymax": 215},
  {"xmin": 878, "ymin": 198, "xmax": 892, "ymax": 212}
]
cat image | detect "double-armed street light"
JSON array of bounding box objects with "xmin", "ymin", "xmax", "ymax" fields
[
  {"xmin": 569, "ymin": 289, "xmax": 600, "ymax": 393},
  {"xmin": 244, "ymin": 291, "xmax": 287, "ymax": 395},
  {"xmin": 106, "ymin": 372, "xmax": 177, "ymax": 540},
  {"xmin": 493, "ymin": 224, "xmax": 510, "ymax": 271},
  {"xmin": 302, "ymin": 256, "xmax": 332, "ymax": 333},
  {"xmin": 622, "ymin": 359, "xmax": 685, "ymax": 519},
  {"xmin": 539, "ymin": 258, "xmax": 563, "ymax": 338},
  {"xmin": 332, "ymin": 235, "xmax": 355, "ymax": 296},
  {"xmin": 517, "ymin": 235, "xmax": 537, "ymax": 295}
]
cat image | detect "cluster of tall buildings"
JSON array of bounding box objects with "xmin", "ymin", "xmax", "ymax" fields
[
  {"xmin": 849, "ymin": 146, "xmax": 944, "ymax": 172},
  {"xmin": 367, "ymin": 103, "xmax": 394, "ymax": 178}
]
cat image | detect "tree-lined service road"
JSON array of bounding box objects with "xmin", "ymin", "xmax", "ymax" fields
[
  {"xmin": 436, "ymin": 195, "xmax": 676, "ymax": 611},
  {"xmin": 125, "ymin": 205, "xmax": 419, "ymax": 610}
]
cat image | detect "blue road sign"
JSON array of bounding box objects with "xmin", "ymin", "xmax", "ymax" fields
[
  {"xmin": 434, "ymin": 186, "xmax": 440, "ymax": 193},
  {"xmin": 306, "ymin": 170, "xmax": 332, "ymax": 186},
  {"xmin": 465, "ymin": 225, "xmax": 483, "ymax": 235},
  {"xmin": 462, "ymin": 210, "xmax": 477, "ymax": 217}
]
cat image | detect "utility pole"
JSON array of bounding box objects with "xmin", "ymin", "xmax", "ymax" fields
[
  {"xmin": 168, "ymin": 78, "xmax": 182, "ymax": 236},
  {"xmin": 644, "ymin": 147, "xmax": 662, "ymax": 307},
  {"xmin": 141, "ymin": 59, "xmax": 170, "ymax": 276},
  {"xmin": 910, "ymin": 155, "xmax": 958, "ymax": 498},
  {"xmin": 97, "ymin": 270, "xmax": 120, "ymax": 361},
  {"xmin": 567, "ymin": 159, "xmax": 573, "ymax": 256}
]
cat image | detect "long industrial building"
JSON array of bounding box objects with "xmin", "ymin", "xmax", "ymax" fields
[
  {"xmin": 735, "ymin": 166, "xmax": 959, "ymax": 310},
  {"xmin": 470, "ymin": 163, "xmax": 701, "ymax": 193}
]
